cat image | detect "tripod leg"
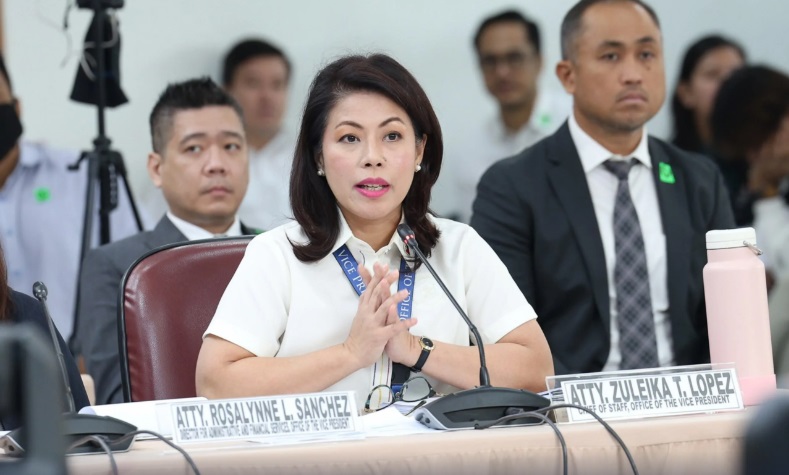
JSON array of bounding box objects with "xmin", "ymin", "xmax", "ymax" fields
[{"xmin": 115, "ymin": 159, "xmax": 144, "ymax": 233}]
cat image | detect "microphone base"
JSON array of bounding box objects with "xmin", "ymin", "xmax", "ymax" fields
[
  {"xmin": 1, "ymin": 413, "xmax": 137, "ymax": 456},
  {"xmin": 412, "ymin": 386, "xmax": 550, "ymax": 430}
]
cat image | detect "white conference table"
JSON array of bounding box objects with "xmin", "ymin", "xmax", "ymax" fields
[{"xmin": 60, "ymin": 409, "xmax": 749, "ymax": 475}]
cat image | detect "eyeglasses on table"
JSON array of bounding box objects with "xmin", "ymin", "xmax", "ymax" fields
[{"xmin": 363, "ymin": 376, "xmax": 440, "ymax": 414}]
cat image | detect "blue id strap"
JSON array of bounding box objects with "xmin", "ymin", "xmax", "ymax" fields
[
  {"xmin": 332, "ymin": 244, "xmax": 415, "ymax": 320},
  {"xmin": 396, "ymin": 258, "xmax": 416, "ymax": 320}
]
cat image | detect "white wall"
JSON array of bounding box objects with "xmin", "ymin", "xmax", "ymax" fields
[{"xmin": 4, "ymin": 0, "xmax": 789, "ymax": 219}]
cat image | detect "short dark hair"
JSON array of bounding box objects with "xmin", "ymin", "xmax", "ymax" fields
[
  {"xmin": 561, "ymin": 0, "xmax": 661, "ymax": 60},
  {"xmin": 222, "ymin": 38, "xmax": 291, "ymax": 86},
  {"xmin": 671, "ymin": 35, "xmax": 746, "ymax": 152},
  {"xmin": 474, "ymin": 10, "xmax": 541, "ymax": 56},
  {"xmin": 149, "ymin": 77, "xmax": 244, "ymax": 154},
  {"xmin": 290, "ymin": 54, "xmax": 443, "ymax": 264},
  {"xmin": 711, "ymin": 65, "xmax": 789, "ymax": 160},
  {"xmin": 0, "ymin": 52, "xmax": 12, "ymax": 92}
]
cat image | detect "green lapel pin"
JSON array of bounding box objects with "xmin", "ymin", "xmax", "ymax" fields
[
  {"xmin": 658, "ymin": 162, "xmax": 675, "ymax": 184},
  {"xmin": 34, "ymin": 187, "xmax": 52, "ymax": 203}
]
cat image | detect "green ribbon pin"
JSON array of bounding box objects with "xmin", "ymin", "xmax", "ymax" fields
[
  {"xmin": 34, "ymin": 187, "xmax": 52, "ymax": 203},
  {"xmin": 658, "ymin": 162, "xmax": 675, "ymax": 184}
]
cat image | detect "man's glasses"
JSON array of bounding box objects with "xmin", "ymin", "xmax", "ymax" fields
[
  {"xmin": 364, "ymin": 376, "xmax": 438, "ymax": 413},
  {"xmin": 479, "ymin": 51, "xmax": 536, "ymax": 73}
]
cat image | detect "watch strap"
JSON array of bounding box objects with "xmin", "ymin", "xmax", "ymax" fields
[{"xmin": 410, "ymin": 338, "xmax": 432, "ymax": 373}]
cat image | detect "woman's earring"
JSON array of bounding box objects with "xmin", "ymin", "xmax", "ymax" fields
[
  {"xmin": 415, "ymin": 164, "xmax": 422, "ymax": 172},
  {"xmin": 317, "ymin": 169, "xmax": 325, "ymax": 176}
]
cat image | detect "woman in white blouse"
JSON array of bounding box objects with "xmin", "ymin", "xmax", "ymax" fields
[{"xmin": 196, "ymin": 54, "xmax": 553, "ymax": 408}]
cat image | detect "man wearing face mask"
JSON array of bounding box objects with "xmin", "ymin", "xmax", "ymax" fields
[{"xmin": 0, "ymin": 53, "xmax": 140, "ymax": 343}]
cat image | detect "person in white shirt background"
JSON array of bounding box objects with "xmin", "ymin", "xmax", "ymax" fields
[
  {"xmin": 434, "ymin": 10, "xmax": 571, "ymax": 223},
  {"xmin": 0, "ymin": 52, "xmax": 139, "ymax": 344},
  {"xmin": 196, "ymin": 53, "xmax": 553, "ymax": 410},
  {"xmin": 222, "ymin": 38, "xmax": 296, "ymax": 231}
]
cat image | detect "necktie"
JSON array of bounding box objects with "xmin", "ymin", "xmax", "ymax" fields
[{"xmin": 603, "ymin": 158, "xmax": 659, "ymax": 369}]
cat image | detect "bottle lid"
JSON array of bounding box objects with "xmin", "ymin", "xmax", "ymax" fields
[{"xmin": 706, "ymin": 227, "xmax": 757, "ymax": 250}]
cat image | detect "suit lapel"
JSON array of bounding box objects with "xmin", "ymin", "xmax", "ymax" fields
[
  {"xmin": 649, "ymin": 139, "xmax": 692, "ymax": 343},
  {"xmin": 240, "ymin": 222, "xmax": 262, "ymax": 235},
  {"xmin": 546, "ymin": 124, "xmax": 610, "ymax": 328},
  {"xmin": 143, "ymin": 216, "xmax": 188, "ymax": 250}
]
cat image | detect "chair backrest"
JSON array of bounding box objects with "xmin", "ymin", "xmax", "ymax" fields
[{"xmin": 119, "ymin": 237, "xmax": 251, "ymax": 402}]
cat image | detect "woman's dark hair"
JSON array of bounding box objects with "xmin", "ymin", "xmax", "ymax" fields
[
  {"xmin": 0, "ymin": 242, "xmax": 10, "ymax": 321},
  {"xmin": 290, "ymin": 54, "xmax": 443, "ymax": 263},
  {"xmin": 671, "ymin": 35, "xmax": 746, "ymax": 152},
  {"xmin": 711, "ymin": 65, "xmax": 789, "ymax": 160}
]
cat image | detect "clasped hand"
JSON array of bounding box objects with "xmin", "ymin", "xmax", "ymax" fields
[{"xmin": 344, "ymin": 262, "xmax": 419, "ymax": 369}]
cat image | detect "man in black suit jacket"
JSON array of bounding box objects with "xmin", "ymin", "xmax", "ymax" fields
[
  {"xmin": 471, "ymin": 0, "xmax": 735, "ymax": 375},
  {"xmin": 77, "ymin": 78, "xmax": 262, "ymax": 404}
]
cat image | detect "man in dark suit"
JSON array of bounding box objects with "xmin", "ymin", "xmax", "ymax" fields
[
  {"xmin": 77, "ymin": 78, "xmax": 260, "ymax": 404},
  {"xmin": 471, "ymin": 0, "xmax": 735, "ymax": 375}
]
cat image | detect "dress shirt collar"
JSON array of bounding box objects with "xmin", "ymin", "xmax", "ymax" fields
[
  {"xmin": 166, "ymin": 211, "xmax": 242, "ymax": 240},
  {"xmin": 19, "ymin": 141, "xmax": 50, "ymax": 168},
  {"xmin": 489, "ymin": 114, "xmax": 543, "ymax": 142},
  {"xmin": 568, "ymin": 112, "xmax": 652, "ymax": 173},
  {"xmin": 331, "ymin": 209, "xmax": 410, "ymax": 260}
]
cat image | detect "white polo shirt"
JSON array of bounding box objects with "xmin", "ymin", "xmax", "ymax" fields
[{"xmin": 205, "ymin": 213, "xmax": 537, "ymax": 409}]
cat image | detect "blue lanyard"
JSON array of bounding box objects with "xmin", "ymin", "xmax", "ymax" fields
[{"xmin": 332, "ymin": 244, "xmax": 416, "ymax": 320}]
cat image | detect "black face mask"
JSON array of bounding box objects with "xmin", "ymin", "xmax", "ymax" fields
[{"xmin": 0, "ymin": 103, "xmax": 23, "ymax": 162}]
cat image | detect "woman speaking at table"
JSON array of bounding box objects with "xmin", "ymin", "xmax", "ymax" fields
[{"xmin": 196, "ymin": 53, "xmax": 553, "ymax": 410}]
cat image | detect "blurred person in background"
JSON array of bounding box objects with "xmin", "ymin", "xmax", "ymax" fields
[
  {"xmin": 434, "ymin": 10, "xmax": 570, "ymax": 223},
  {"xmin": 0, "ymin": 52, "xmax": 138, "ymax": 344},
  {"xmin": 712, "ymin": 65, "xmax": 789, "ymax": 284},
  {"xmin": 672, "ymin": 35, "xmax": 746, "ymax": 155},
  {"xmin": 223, "ymin": 38, "xmax": 295, "ymax": 231}
]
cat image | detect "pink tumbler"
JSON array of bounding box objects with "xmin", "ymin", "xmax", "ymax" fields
[{"xmin": 704, "ymin": 227, "xmax": 775, "ymax": 406}]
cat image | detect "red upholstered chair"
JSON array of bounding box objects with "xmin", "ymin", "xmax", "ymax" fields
[{"xmin": 118, "ymin": 237, "xmax": 252, "ymax": 402}]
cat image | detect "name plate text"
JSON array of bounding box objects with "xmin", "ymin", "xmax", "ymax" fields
[
  {"xmin": 560, "ymin": 368, "xmax": 743, "ymax": 423},
  {"xmin": 170, "ymin": 391, "xmax": 360, "ymax": 443}
]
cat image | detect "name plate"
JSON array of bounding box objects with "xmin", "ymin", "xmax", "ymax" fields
[
  {"xmin": 560, "ymin": 368, "xmax": 743, "ymax": 423},
  {"xmin": 170, "ymin": 391, "xmax": 361, "ymax": 444}
]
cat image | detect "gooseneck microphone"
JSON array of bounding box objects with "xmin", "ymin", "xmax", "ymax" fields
[
  {"xmin": 33, "ymin": 282, "xmax": 76, "ymax": 413},
  {"xmin": 1, "ymin": 282, "xmax": 137, "ymax": 456},
  {"xmin": 397, "ymin": 225, "xmax": 491, "ymax": 388},
  {"xmin": 396, "ymin": 224, "xmax": 550, "ymax": 430}
]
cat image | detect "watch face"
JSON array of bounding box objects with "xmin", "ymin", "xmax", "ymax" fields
[{"xmin": 421, "ymin": 337, "xmax": 434, "ymax": 350}]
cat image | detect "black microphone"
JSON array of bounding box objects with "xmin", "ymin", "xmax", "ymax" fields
[
  {"xmin": 33, "ymin": 282, "xmax": 76, "ymax": 413},
  {"xmin": 1, "ymin": 282, "xmax": 137, "ymax": 456},
  {"xmin": 396, "ymin": 224, "xmax": 550, "ymax": 430}
]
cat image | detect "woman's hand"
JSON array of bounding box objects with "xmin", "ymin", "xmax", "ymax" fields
[
  {"xmin": 343, "ymin": 262, "xmax": 417, "ymax": 369},
  {"xmin": 383, "ymin": 305, "xmax": 420, "ymax": 367}
]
